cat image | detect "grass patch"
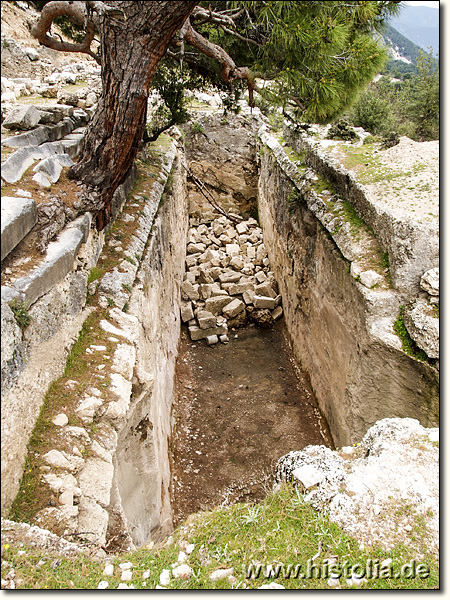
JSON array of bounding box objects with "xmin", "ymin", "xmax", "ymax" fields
[
  {"xmin": 311, "ymin": 173, "xmax": 337, "ymax": 196},
  {"xmin": 6, "ymin": 131, "xmax": 172, "ymax": 528},
  {"xmin": 8, "ymin": 298, "xmax": 31, "ymax": 330},
  {"xmin": 8, "ymin": 308, "xmax": 117, "ymax": 524},
  {"xmin": 340, "ymin": 201, "xmax": 367, "ymax": 231},
  {"xmin": 87, "ymin": 266, "xmax": 105, "ymax": 285},
  {"xmin": 2, "ymin": 484, "xmax": 438, "ymax": 589}
]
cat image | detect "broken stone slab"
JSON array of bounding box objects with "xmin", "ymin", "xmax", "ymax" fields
[
  {"xmin": 3, "ymin": 105, "xmax": 42, "ymax": 131},
  {"xmin": 78, "ymin": 457, "xmax": 114, "ymax": 508},
  {"xmin": 188, "ymin": 324, "xmax": 228, "ymax": 341},
  {"xmin": 172, "ymin": 564, "xmax": 193, "ymax": 580},
  {"xmin": 43, "ymin": 450, "xmax": 84, "ymax": 472},
  {"xmin": 59, "ymin": 489, "xmax": 74, "ymax": 506},
  {"xmin": 33, "ymin": 156, "xmax": 63, "ymax": 183},
  {"xmin": 111, "ymin": 344, "xmax": 136, "ymax": 381},
  {"xmin": 200, "ymin": 248, "xmax": 220, "ymax": 263},
  {"xmin": 236, "ymin": 222, "xmax": 248, "ymax": 235},
  {"xmin": 210, "ymin": 284, "xmax": 226, "ymax": 297},
  {"xmin": 255, "ymin": 282, "xmax": 277, "ymax": 299},
  {"xmin": 181, "ymin": 280, "xmax": 200, "ymax": 301},
  {"xmin": 184, "ymin": 271, "xmax": 196, "ymax": 284},
  {"xmin": 1, "ymin": 196, "xmax": 37, "ymax": 262},
  {"xmin": 25, "ymin": 47, "xmax": 39, "ymax": 61},
  {"xmin": 77, "ymin": 496, "xmax": 109, "ymax": 546},
  {"xmin": 187, "ymin": 242, "xmax": 206, "ymax": 254},
  {"xmin": 403, "ymin": 298, "xmax": 439, "ymax": 359},
  {"xmin": 180, "ymin": 301, "xmax": 194, "ymax": 322},
  {"xmin": 359, "ymin": 270, "xmax": 384, "ymax": 289},
  {"xmin": 197, "ymin": 310, "xmax": 217, "ymax": 329},
  {"xmin": 1, "ymin": 116, "xmax": 80, "ymax": 149},
  {"xmin": 55, "ymin": 153, "xmax": 75, "ymax": 168},
  {"xmin": 255, "ymin": 270, "xmax": 267, "ymax": 283},
  {"xmin": 197, "ymin": 267, "xmax": 214, "ymax": 284},
  {"xmin": 42, "ymin": 473, "xmax": 80, "ymax": 494},
  {"xmin": 207, "ymin": 266, "xmax": 222, "ymax": 281},
  {"xmin": 186, "ymin": 253, "xmax": 200, "ymax": 268},
  {"xmin": 206, "ymin": 334, "xmax": 219, "ymax": 345},
  {"xmin": 43, "ymin": 449, "xmax": 71, "ymax": 469},
  {"xmin": 210, "ymin": 568, "xmax": 234, "ymax": 581},
  {"xmin": 223, "ymin": 298, "xmax": 246, "ymax": 318},
  {"xmin": 32, "ymin": 171, "xmax": 52, "ymax": 188},
  {"xmin": 1, "ymin": 147, "xmax": 37, "ymax": 184},
  {"xmin": 11, "ymin": 216, "xmax": 90, "ymax": 306},
  {"xmin": 205, "ymin": 295, "xmax": 234, "ymax": 315},
  {"xmin": 242, "ymin": 289, "xmax": 256, "ymax": 305},
  {"xmin": 291, "ymin": 464, "xmax": 326, "ymax": 489},
  {"xmin": 272, "ymin": 306, "xmax": 283, "ymax": 321},
  {"xmin": 52, "ymin": 413, "xmax": 69, "ymax": 427},
  {"xmin": 227, "ymin": 281, "xmax": 255, "ymax": 296},
  {"xmin": 225, "ymin": 243, "xmax": 240, "ymax": 257},
  {"xmin": 253, "ymin": 295, "xmax": 277, "ymax": 310},
  {"xmin": 60, "ymin": 137, "xmax": 84, "ymax": 159},
  {"xmin": 420, "ymin": 268, "xmax": 439, "ymax": 296},
  {"xmin": 75, "ymin": 396, "xmax": 103, "ymax": 423},
  {"xmin": 219, "ymin": 271, "xmax": 241, "ymax": 284},
  {"xmin": 229, "ymin": 256, "xmax": 244, "ymax": 271},
  {"xmin": 1, "ymin": 125, "xmax": 52, "ymax": 148}
]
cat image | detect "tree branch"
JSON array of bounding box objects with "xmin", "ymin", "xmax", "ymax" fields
[
  {"xmin": 190, "ymin": 5, "xmax": 235, "ymax": 28},
  {"xmin": 31, "ymin": 0, "xmax": 100, "ymax": 63},
  {"xmin": 218, "ymin": 25, "xmax": 262, "ymax": 47}
]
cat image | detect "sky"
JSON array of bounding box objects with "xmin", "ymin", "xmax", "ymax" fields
[{"xmin": 403, "ymin": 1, "xmax": 440, "ymax": 8}]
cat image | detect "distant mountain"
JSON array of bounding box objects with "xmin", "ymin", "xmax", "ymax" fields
[
  {"xmin": 388, "ymin": 3, "xmax": 439, "ymax": 55},
  {"xmin": 382, "ymin": 23, "xmax": 422, "ymax": 64}
]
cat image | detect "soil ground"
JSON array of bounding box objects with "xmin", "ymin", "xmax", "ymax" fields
[{"xmin": 171, "ymin": 320, "xmax": 334, "ymax": 526}]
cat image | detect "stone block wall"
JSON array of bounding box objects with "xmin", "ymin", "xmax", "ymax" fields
[
  {"xmin": 113, "ymin": 154, "xmax": 189, "ymax": 545},
  {"xmin": 257, "ymin": 148, "xmax": 439, "ymax": 447},
  {"xmin": 283, "ymin": 123, "xmax": 439, "ymax": 297}
]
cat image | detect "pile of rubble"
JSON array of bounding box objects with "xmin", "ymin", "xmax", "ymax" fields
[
  {"xmin": 180, "ymin": 215, "xmax": 283, "ymax": 344},
  {"xmin": 1, "ymin": 63, "xmax": 101, "ymax": 116}
]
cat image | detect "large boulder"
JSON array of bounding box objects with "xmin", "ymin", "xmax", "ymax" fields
[
  {"xmin": 403, "ymin": 298, "xmax": 439, "ymax": 359},
  {"xmin": 3, "ymin": 105, "xmax": 41, "ymax": 131},
  {"xmin": 276, "ymin": 418, "xmax": 439, "ymax": 556}
]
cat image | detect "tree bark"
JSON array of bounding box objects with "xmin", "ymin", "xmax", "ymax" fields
[{"xmin": 68, "ymin": 1, "xmax": 196, "ymax": 229}]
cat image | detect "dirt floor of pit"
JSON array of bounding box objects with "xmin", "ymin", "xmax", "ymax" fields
[{"xmin": 170, "ymin": 320, "xmax": 334, "ymax": 526}]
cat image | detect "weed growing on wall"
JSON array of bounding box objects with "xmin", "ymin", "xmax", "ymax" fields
[{"xmin": 9, "ymin": 299, "xmax": 31, "ymax": 330}]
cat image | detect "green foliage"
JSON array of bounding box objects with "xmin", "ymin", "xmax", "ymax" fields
[
  {"xmin": 363, "ymin": 135, "xmax": 380, "ymax": 145},
  {"xmin": 3, "ymin": 483, "xmax": 438, "ymax": 589},
  {"xmin": 9, "ymin": 299, "xmax": 31, "ymax": 330},
  {"xmin": 348, "ymin": 77, "xmax": 396, "ymax": 137},
  {"xmin": 348, "ymin": 49, "xmax": 439, "ymax": 142},
  {"xmin": 327, "ymin": 118, "xmax": 359, "ymax": 142},
  {"xmin": 183, "ymin": 1, "xmax": 401, "ymax": 124},
  {"xmin": 287, "ymin": 187, "xmax": 302, "ymax": 210},
  {"xmin": 87, "ymin": 266, "xmax": 104, "ymax": 285},
  {"xmin": 146, "ymin": 63, "xmax": 203, "ymax": 142},
  {"xmin": 403, "ymin": 50, "xmax": 439, "ymax": 141},
  {"xmin": 191, "ymin": 121, "xmax": 205, "ymax": 136},
  {"xmin": 32, "ymin": 1, "xmax": 86, "ymax": 43},
  {"xmin": 221, "ymin": 85, "xmax": 243, "ymax": 115},
  {"xmin": 241, "ymin": 1, "xmax": 398, "ymax": 122}
]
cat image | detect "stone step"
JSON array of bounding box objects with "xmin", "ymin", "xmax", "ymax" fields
[{"xmin": 1, "ymin": 196, "xmax": 37, "ymax": 262}]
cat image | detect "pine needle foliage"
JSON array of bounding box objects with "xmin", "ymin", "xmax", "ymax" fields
[{"xmin": 213, "ymin": 0, "xmax": 401, "ymax": 123}]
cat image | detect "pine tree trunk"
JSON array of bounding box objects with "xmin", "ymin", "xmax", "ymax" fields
[{"xmin": 68, "ymin": 1, "xmax": 196, "ymax": 229}]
